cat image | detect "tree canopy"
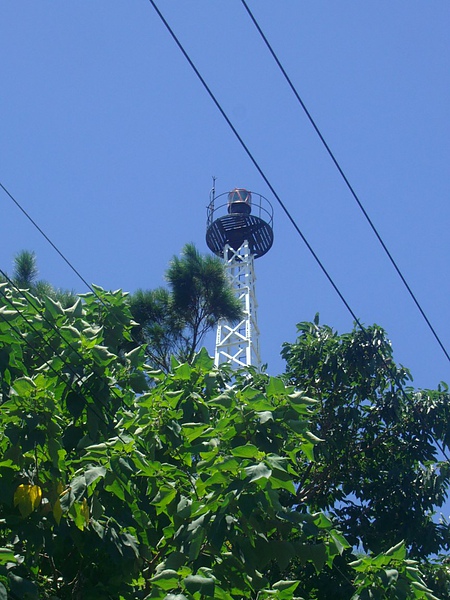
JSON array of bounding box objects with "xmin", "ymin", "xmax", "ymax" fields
[
  {"xmin": 11, "ymin": 250, "xmax": 39, "ymax": 289},
  {"xmin": 282, "ymin": 316, "xmax": 450, "ymax": 596},
  {"xmin": 129, "ymin": 244, "xmax": 242, "ymax": 371},
  {"xmin": 0, "ymin": 283, "xmax": 445, "ymax": 599},
  {"xmin": 0, "ymin": 250, "xmax": 76, "ymax": 308}
]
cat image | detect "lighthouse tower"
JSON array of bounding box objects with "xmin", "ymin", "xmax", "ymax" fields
[{"xmin": 206, "ymin": 186, "xmax": 274, "ymax": 369}]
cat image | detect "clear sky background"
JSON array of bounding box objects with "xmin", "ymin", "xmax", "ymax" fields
[{"xmin": 1, "ymin": 2, "xmax": 449, "ymax": 389}]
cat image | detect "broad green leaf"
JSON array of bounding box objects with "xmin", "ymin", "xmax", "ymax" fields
[
  {"xmin": 0, "ymin": 548, "xmax": 16, "ymax": 565},
  {"xmin": 265, "ymin": 455, "xmax": 290, "ymax": 472},
  {"xmin": 105, "ymin": 476, "xmax": 127, "ymax": 501},
  {"xmin": 70, "ymin": 498, "xmax": 89, "ymax": 530},
  {"xmin": 13, "ymin": 484, "xmax": 42, "ymax": 517},
  {"xmin": 91, "ymin": 345, "xmax": 116, "ymax": 366},
  {"xmin": 213, "ymin": 587, "xmax": 235, "ymax": 600},
  {"xmin": 245, "ymin": 462, "xmax": 272, "ymax": 483},
  {"xmin": 124, "ymin": 345, "xmax": 145, "ymax": 367},
  {"xmin": 198, "ymin": 471, "xmax": 228, "ymax": 491},
  {"xmin": 183, "ymin": 423, "xmax": 211, "ymax": 443},
  {"xmin": 300, "ymin": 441, "xmax": 315, "ymax": 461},
  {"xmin": 59, "ymin": 325, "xmax": 81, "ymax": 341},
  {"xmin": 129, "ymin": 371, "xmax": 148, "ymax": 393},
  {"xmin": 59, "ymin": 474, "xmax": 86, "ymax": 512},
  {"xmin": 64, "ymin": 297, "xmax": 83, "ymax": 317},
  {"xmin": 304, "ymin": 431, "xmax": 324, "ymax": 444},
  {"xmin": 176, "ymin": 496, "xmax": 192, "ymax": 518},
  {"xmin": 381, "ymin": 568, "xmax": 399, "ymax": 586},
  {"xmin": 296, "ymin": 543, "xmax": 328, "ymax": 573},
  {"xmin": 84, "ymin": 465, "xmax": 107, "ymax": 488},
  {"xmin": 83, "ymin": 442, "xmax": 110, "ymax": 454},
  {"xmin": 44, "ymin": 295, "xmax": 64, "ymax": 317},
  {"xmin": 188, "ymin": 526, "xmax": 206, "ymax": 561},
  {"xmin": 183, "ymin": 574, "xmax": 215, "ymax": 597},
  {"xmin": 192, "ymin": 347, "xmax": 214, "ymax": 371},
  {"xmin": 243, "ymin": 397, "xmax": 274, "ymax": 411},
  {"xmin": 153, "ymin": 486, "xmax": 177, "ymax": 514},
  {"xmin": 136, "ymin": 392, "xmax": 156, "ymax": 408},
  {"xmin": 215, "ymin": 457, "xmax": 240, "ymax": 473},
  {"xmin": 0, "ymin": 307, "xmax": 20, "ymax": 321},
  {"xmin": 385, "ymin": 541, "xmax": 406, "ymax": 560},
  {"xmin": 174, "ymin": 362, "xmax": 192, "ymax": 380},
  {"xmin": 270, "ymin": 475, "xmax": 295, "ymax": 494},
  {"xmin": 208, "ymin": 393, "xmax": 233, "ymax": 409},
  {"xmin": 329, "ymin": 530, "xmax": 351, "ymax": 555},
  {"xmin": 150, "ymin": 569, "xmax": 180, "ymax": 591},
  {"xmin": 8, "ymin": 573, "xmax": 39, "ymax": 600},
  {"xmin": 288, "ymin": 391, "xmax": 317, "ymax": 404},
  {"xmin": 111, "ymin": 455, "xmax": 135, "ymax": 483},
  {"xmin": 12, "ymin": 377, "xmax": 36, "ymax": 396},
  {"xmin": 48, "ymin": 437, "xmax": 66, "ymax": 471},
  {"xmin": 286, "ymin": 419, "xmax": 307, "ymax": 434},
  {"xmin": 81, "ymin": 325, "xmax": 103, "ymax": 347},
  {"xmin": 272, "ymin": 580, "xmax": 300, "ymax": 599},
  {"xmin": 231, "ymin": 444, "xmax": 259, "ymax": 458},
  {"xmin": 0, "ymin": 459, "xmax": 18, "ymax": 469},
  {"xmin": 266, "ymin": 376, "xmax": 286, "ymax": 397},
  {"xmin": 411, "ymin": 580, "xmax": 435, "ymax": 593},
  {"xmin": 257, "ymin": 411, "xmax": 273, "ymax": 424},
  {"xmin": 70, "ymin": 474, "xmax": 87, "ymax": 502}
]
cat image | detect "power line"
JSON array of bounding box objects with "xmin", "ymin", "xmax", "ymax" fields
[
  {"xmin": 0, "ymin": 182, "xmax": 94, "ymax": 295},
  {"xmin": 0, "ymin": 270, "xmax": 81, "ymax": 357},
  {"xmin": 146, "ymin": 1, "xmax": 450, "ymax": 465},
  {"xmin": 0, "ymin": 9, "xmax": 362, "ymax": 370},
  {"xmin": 0, "ymin": 283, "xmax": 136, "ymax": 446},
  {"xmin": 0, "ymin": 268, "xmax": 149, "ymax": 443},
  {"xmin": 0, "ymin": 181, "xmax": 161, "ymax": 365},
  {"xmin": 239, "ymin": 0, "xmax": 450, "ymax": 365},
  {"xmin": 0, "ymin": 267, "xmax": 132, "ymax": 393},
  {"xmin": 147, "ymin": 0, "xmax": 363, "ymax": 332},
  {"xmin": 0, "ymin": 4, "xmax": 445, "ymax": 457},
  {"xmin": 0, "ymin": 291, "xmax": 114, "ymax": 433}
]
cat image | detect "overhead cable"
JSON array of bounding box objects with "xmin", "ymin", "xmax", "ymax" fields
[
  {"xmin": 0, "ymin": 288, "xmax": 117, "ymax": 435},
  {"xmin": 0, "ymin": 182, "xmax": 156, "ymax": 363},
  {"xmin": 147, "ymin": 1, "xmax": 450, "ymax": 463},
  {"xmin": 0, "ymin": 269, "xmax": 133, "ymax": 432},
  {"xmin": 239, "ymin": 0, "xmax": 450, "ymax": 365},
  {"xmin": 0, "ymin": 182, "xmax": 94, "ymax": 295},
  {"xmin": 147, "ymin": 0, "xmax": 363, "ymax": 331}
]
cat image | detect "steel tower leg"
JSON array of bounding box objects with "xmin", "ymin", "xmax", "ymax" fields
[{"xmin": 215, "ymin": 241, "xmax": 261, "ymax": 369}]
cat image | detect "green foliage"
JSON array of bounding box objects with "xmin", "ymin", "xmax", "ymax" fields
[
  {"xmin": 0, "ymin": 289, "xmax": 443, "ymax": 599},
  {"xmin": 282, "ymin": 317, "xmax": 450, "ymax": 594},
  {"xmin": 129, "ymin": 244, "xmax": 243, "ymax": 371},
  {"xmin": 129, "ymin": 287, "xmax": 186, "ymax": 372},
  {"xmin": 166, "ymin": 243, "xmax": 242, "ymax": 337},
  {"xmin": 2, "ymin": 250, "xmax": 76, "ymax": 308},
  {"xmin": 350, "ymin": 541, "xmax": 441, "ymax": 600},
  {"xmin": 13, "ymin": 250, "xmax": 39, "ymax": 288}
]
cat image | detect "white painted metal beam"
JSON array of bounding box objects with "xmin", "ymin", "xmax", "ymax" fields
[{"xmin": 215, "ymin": 241, "xmax": 261, "ymax": 370}]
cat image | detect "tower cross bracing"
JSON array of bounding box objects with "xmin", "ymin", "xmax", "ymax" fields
[{"xmin": 215, "ymin": 242, "xmax": 260, "ymax": 369}]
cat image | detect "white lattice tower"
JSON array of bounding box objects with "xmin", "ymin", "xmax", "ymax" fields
[
  {"xmin": 215, "ymin": 241, "xmax": 260, "ymax": 369},
  {"xmin": 206, "ymin": 187, "xmax": 273, "ymax": 371}
]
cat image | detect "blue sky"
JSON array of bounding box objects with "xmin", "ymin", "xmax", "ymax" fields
[{"xmin": 1, "ymin": 2, "xmax": 450, "ymax": 389}]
